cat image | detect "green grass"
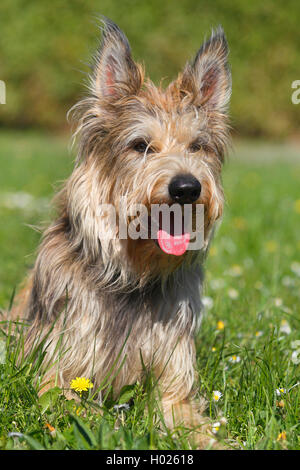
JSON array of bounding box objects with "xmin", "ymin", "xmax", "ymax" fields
[{"xmin": 0, "ymin": 131, "xmax": 299, "ymax": 450}]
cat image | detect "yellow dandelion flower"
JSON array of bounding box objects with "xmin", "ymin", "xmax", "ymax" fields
[
  {"xmin": 212, "ymin": 347, "xmax": 217, "ymax": 352},
  {"xmin": 217, "ymin": 320, "xmax": 225, "ymax": 330},
  {"xmin": 294, "ymin": 200, "xmax": 300, "ymax": 214},
  {"xmin": 70, "ymin": 377, "xmax": 93, "ymax": 395},
  {"xmin": 277, "ymin": 431, "xmax": 287, "ymax": 441},
  {"xmin": 265, "ymin": 241, "xmax": 278, "ymax": 253}
]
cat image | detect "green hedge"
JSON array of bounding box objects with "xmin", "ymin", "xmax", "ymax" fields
[{"xmin": 0, "ymin": 0, "xmax": 299, "ymax": 137}]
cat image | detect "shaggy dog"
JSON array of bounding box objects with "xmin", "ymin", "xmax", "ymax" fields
[{"xmin": 13, "ymin": 18, "xmax": 231, "ymax": 446}]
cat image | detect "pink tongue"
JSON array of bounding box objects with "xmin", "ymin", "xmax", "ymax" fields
[{"xmin": 157, "ymin": 230, "xmax": 190, "ymax": 256}]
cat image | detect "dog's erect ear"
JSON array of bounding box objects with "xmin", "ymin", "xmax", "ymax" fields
[
  {"xmin": 92, "ymin": 18, "xmax": 143, "ymax": 100},
  {"xmin": 180, "ymin": 27, "xmax": 231, "ymax": 112}
]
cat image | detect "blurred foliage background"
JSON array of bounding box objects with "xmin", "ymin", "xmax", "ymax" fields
[
  {"xmin": 0, "ymin": 5, "xmax": 300, "ymax": 449},
  {"xmin": 0, "ymin": 0, "xmax": 300, "ymax": 138}
]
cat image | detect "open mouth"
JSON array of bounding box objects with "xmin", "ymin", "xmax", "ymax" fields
[
  {"xmin": 123, "ymin": 202, "xmax": 203, "ymax": 256},
  {"xmin": 151, "ymin": 211, "xmax": 191, "ymax": 256}
]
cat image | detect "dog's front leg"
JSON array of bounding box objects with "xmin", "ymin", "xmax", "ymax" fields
[{"xmin": 152, "ymin": 335, "xmax": 216, "ymax": 449}]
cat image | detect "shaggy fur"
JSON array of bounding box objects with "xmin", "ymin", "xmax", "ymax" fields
[{"xmin": 13, "ymin": 18, "xmax": 231, "ymax": 446}]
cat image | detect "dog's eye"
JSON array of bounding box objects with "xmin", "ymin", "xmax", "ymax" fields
[
  {"xmin": 189, "ymin": 142, "xmax": 202, "ymax": 153},
  {"xmin": 189, "ymin": 141, "xmax": 211, "ymax": 153},
  {"xmin": 132, "ymin": 140, "xmax": 153, "ymax": 154}
]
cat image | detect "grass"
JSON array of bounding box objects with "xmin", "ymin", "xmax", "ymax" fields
[{"xmin": 0, "ymin": 130, "xmax": 299, "ymax": 450}]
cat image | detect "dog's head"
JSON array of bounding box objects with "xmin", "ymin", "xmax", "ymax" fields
[{"xmin": 69, "ymin": 18, "xmax": 231, "ymax": 284}]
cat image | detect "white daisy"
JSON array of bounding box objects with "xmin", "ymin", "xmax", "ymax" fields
[
  {"xmin": 276, "ymin": 388, "xmax": 286, "ymax": 396},
  {"xmin": 202, "ymin": 296, "xmax": 214, "ymax": 310},
  {"xmin": 227, "ymin": 288, "xmax": 239, "ymax": 299},
  {"xmin": 279, "ymin": 319, "xmax": 291, "ymax": 335},
  {"xmin": 212, "ymin": 390, "xmax": 222, "ymax": 402},
  {"xmin": 291, "ymin": 261, "xmax": 300, "ymax": 277},
  {"xmin": 210, "ymin": 279, "xmax": 225, "ymax": 290},
  {"xmin": 113, "ymin": 403, "xmax": 130, "ymax": 411},
  {"xmin": 229, "ymin": 355, "xmax": 241, "ymax": 363},
  {"xmin": 291, "ymin": 350, "xmax": 300, "ymax": 365},
  {"xmin": 212, "ymin": 421, "xmax": 221, "ymax": 434},
  {"xmin": 281, "ymin": 276, "xmax": 295, "ymax": 287},
  {"xmin": 274, "ymin": 298, "xmax": 283, "ymax": 307},
  {"xmin": 227, "ymin": 265, "xmax": 243, "ymax": 277}
]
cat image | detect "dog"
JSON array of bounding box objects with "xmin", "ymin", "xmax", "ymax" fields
[{"xmin": 13, "ymin": 18, "xmax": 231, "ymax": 446}]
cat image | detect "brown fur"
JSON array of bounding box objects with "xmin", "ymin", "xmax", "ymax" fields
[{"xmin": 11, "ymin": 18, "xmax": 231, "ymax": 448}]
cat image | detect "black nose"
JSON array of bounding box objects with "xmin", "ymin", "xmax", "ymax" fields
[{"xmin": 168, "ymin": 174, "xmax": 201, "ymax": 204}]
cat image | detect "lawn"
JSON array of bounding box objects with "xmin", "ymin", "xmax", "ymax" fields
[{"xmin": 0, "ymin": 131, "xmax": 299, "ymax": 450}]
